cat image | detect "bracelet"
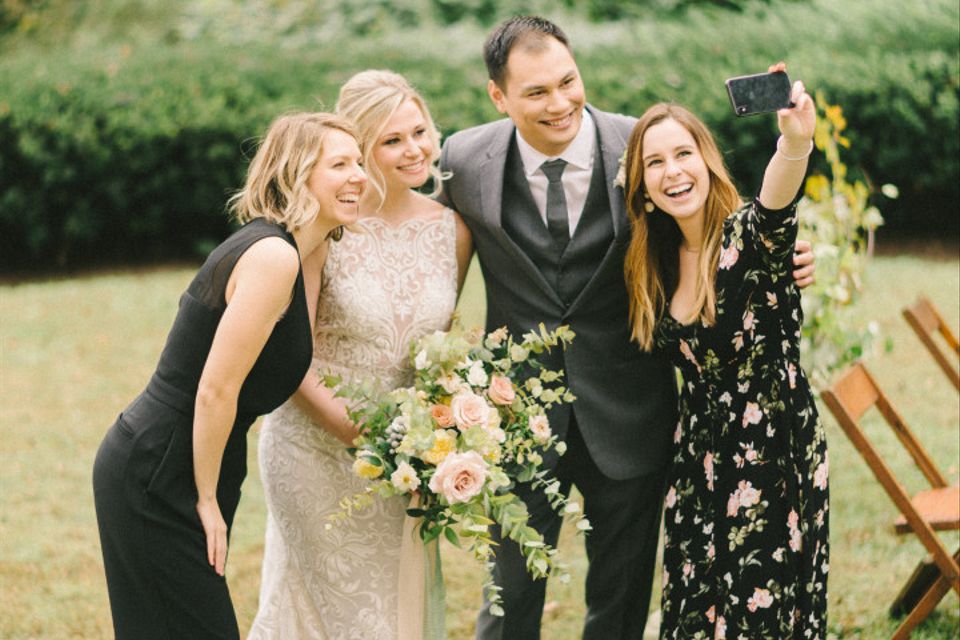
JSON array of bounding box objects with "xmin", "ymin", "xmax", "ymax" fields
[{"xmin": 776, "ymin": 135, "xmax": 813, "ymax": 161}]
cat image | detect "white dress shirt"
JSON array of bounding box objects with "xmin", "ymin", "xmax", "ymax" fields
[{"xmin": 515, "ymin": 109, "xmax": 596, "ymax": 238}]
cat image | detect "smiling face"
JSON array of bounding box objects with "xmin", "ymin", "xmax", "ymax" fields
[
  {"xmin": 487, "ymin": 35, "xmax": 585, "ymax": 157},
  {"xmin": 306, "ymin": 128, "xmax": 366, "ymax": 228},
  {"xmin": 641, "ymin": 118, "xmax": 710, "ymax": 227},
  {"xmin": 371, "ymin": 98, "xmax": 434, "ymax": 193}
]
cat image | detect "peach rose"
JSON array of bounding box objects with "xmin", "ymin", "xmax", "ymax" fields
[
  {"xmin": 487, "ymin": 374, "xmax": 516, "ymax": 406},
  {"xmin": 430, "ymin": 404, "xmax": 455, "ymax": 428},
  {"xmin": 451, "ymin": 392, "xmax": 490, "ymax": 431},
  {"xmin": 428, "ymin": 450, "xmax": 489, "ymax": 504}
]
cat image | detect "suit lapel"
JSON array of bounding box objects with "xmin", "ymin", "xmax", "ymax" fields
[{"xmin": 591, "ymin": 105, "xmax": 630, "ymax": 238}]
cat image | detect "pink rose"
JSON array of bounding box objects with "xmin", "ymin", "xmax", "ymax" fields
[
  {"xmin": 487, "ymin": 374, "xmax": 516, "ymax": 406},
  {"xmin": 430, "ymin": 404, "xmax": 455, "ymax": 428},
  {"xmin": 451, "ymin": 392, "xmax": 490, "ymax": 431},
  {"xmin": 428, "ymin": 450, "xmax": 488, "ymax": 504}
]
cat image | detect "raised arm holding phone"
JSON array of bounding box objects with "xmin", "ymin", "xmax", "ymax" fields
[{"xmin": 622, "ymin": 64, "xmax": 829, "ymax": 639}]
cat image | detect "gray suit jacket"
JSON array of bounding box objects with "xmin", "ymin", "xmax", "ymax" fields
[{"xmin": 438, "ymin": 105, "xmax": 676, "ymax": 480}]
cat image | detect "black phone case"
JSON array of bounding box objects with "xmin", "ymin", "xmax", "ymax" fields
[{"xmin": 725, "ymin": 71, "xmax": 792, "ymax": 117}]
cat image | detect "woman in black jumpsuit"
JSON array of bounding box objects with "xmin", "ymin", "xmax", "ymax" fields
[{"xmin": 93, "ymin": 112, "xmax": 366, "ymax": 639}]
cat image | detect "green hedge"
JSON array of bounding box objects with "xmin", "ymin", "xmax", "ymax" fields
[{"xmin": 1, "ymin": 0, "xmax": 956, "ymax": 270}]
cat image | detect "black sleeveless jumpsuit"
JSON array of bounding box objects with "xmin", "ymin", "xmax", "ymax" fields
[{"xmin": 93, "ymin": 219, "xmax": 313, "ymax": 639}]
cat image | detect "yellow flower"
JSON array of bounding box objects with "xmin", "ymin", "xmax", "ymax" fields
[
  {"xmin": 422, "ymin": 429, "xmax": 457, "ymax": 465},
  {"xmin": 353, "ymin": 457, "xmax": 383, "ymax": 479}
]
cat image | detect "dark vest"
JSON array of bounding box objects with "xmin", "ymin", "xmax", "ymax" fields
[{"xmin": 501, "ymin": 135, "xmax": 615, "ymax": 306}]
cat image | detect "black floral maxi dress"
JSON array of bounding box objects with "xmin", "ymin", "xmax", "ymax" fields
[{"xmin": 657, "ymin": 199, "xmax": 829, "ymax": 640}]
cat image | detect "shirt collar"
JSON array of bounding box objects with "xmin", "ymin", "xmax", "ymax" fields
[{"xmin": 516, "ymin": 108, "xmax": 596, "ymax": 177}]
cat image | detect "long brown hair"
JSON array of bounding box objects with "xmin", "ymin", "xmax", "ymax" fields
[{"xmin": 623, "ymin": 103, "xmax": 741, "ymax": 350}]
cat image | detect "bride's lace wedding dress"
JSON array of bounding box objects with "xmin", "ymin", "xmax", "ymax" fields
[{"xmin": 248, "ymin": 212, "xmax": 459, "ymax": 640}]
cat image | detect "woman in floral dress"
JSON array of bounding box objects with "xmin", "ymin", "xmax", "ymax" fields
[{"xmin": 622, "ymin": 68, "xmax": 829, "ymax": 639}]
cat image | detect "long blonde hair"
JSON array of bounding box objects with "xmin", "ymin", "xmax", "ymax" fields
[
  {"xmin": 335, "ymin": 70, "xmax": 444, "ymax": 210},
  {"xmin": 228, "ymin": 112, "xmax": 358, "ymax": 231},
  {"xmin": 623, "ymin": 103, "xmax": 741, "ymax": 350}
]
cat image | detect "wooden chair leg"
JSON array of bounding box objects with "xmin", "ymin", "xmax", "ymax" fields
[
  {"xmin": 891, "ymin": 571, "xmax": 957, "ymax": 640},
  {"xmin": 892, "ymin": 548, "xmax": 960, "ymax": 616}
]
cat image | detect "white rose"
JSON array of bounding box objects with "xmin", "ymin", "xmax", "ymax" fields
[
  {"xmin": 528, "ymin": 414, "xmax": 551, "ymax": 443},
  {"xmin": 467, "ymin": 361, "xmax": 489, "ymax": 387}
]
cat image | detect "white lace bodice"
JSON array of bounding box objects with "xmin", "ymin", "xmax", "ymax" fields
[
  {"xmin": 248, "ymin": 209, "xmax": 460, "ymax": 640},
  {"xmin": 313, "ymin": 212, "xmax": 459, "ymax": 390}
]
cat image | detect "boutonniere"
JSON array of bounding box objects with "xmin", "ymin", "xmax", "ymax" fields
[{"xmin": 613, "ymin": 150, "xmax": 627, "ymax": 190}]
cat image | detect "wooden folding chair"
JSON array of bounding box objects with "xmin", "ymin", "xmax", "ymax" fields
[
  {"xmin": 820, "ymin": 362, "xmax": 960, "ymax": 639},
  {"xmin": 902, "ymin": 295, "xmax": 960, "ymax": 391}
]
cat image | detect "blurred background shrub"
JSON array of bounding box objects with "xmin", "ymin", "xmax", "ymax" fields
[{"xmin": 1, "ymin": 0, "xmax": 956, "ymax": 270}]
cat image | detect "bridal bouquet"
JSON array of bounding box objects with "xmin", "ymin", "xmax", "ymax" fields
[{"xmin": 326, "ymin": 323, "xmax": 589, "ymax": 615}]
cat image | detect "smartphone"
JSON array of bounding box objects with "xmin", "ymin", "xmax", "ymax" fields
[{"xmin": 725, "ymin": 71, "xmax": 793, "ymax": 117}]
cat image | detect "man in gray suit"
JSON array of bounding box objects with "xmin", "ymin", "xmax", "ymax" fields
[{"xmin": 438, "ymin": 16, "xmax": 813, "ymax": 639}]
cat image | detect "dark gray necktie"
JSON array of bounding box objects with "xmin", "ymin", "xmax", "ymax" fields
[{"xmin": 540, "ymin": 158, "xmax": 570, "ymax": 253}]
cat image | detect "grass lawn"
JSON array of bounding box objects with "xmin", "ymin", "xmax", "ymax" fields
[{"xmin": 1, "ymin": 250, "xmax": 958, "ymax": 639}]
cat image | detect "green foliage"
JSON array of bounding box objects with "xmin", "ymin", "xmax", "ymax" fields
[
  {"xmin": 0, "ymin": 0, "xmax": 956, "ymax": 270},
  {"xmin": 799, "ymin": 95, "xmax": 887, "ymax": 389}
]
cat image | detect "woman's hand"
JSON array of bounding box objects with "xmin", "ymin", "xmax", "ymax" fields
[
  {"xmin": 196, "ymin": 498, "xmax": 228, "ymax": 576},
  {"xmin": 769, "ymin": 62, "xmax": 815, "ymax": 148}
]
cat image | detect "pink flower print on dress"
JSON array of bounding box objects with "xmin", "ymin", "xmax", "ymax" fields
[
  {"xmin": 787, "ymin": 362, "xmax": 797, "ymax": 389},
  {"xmin": 665, "ymin": 485, "xmax": 678, "ymax": 509},
  {"xmin": 706, "ymin": 605, "xmax": 716, "ymax": 623},
  {"xmin": 726, "ymin": 490, "xmax": 740, "ymax": 517},
  {"xmin": 736, "ymin": 480, "xmax": 761, "ymax": 510},
  {"xmin": 714, "ymin": 615, "xmax": 727, "ymax": 639},
  {"xmin": 766, "ymin": 291, "xmax": 778, "ymax": 309},
  {"xmin": 742, "ymin": 402, "xmax": 763, "ymax": 428},
  {"xmin": 742, "ymin": 310, "xmax": 756, "ymax": 332},
  {"xmin": 747, "ymin": 587, "xmax": 774, "ymax": 612},
  {"xmin": 679, "ymin": 339, "xmax": 701, "ymax": 373},
  {"xmin": 719, "ymin": 244, "xmax": 739, "ymax": 270},
  {"xmin": 788, "ymin": 508, "xmax": 803, "ymax": 552},
  {"xmin": 704, "ymin": 452, "xmax": 715, "ymax": 491},
  {"xmin": 813, "ymin": 452, "xmax": 829, "ymax": 491}
]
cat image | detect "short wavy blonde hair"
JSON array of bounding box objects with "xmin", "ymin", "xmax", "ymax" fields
[
  {"xmin": 335, "ymin": 70, "xmax": 443, "ymax": 209},
  {"xmin": 228, "ymin": 112, "xmax": 359, "ymax": 231}
]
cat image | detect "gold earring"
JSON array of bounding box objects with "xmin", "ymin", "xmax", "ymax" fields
[
  {"xmin": 328, "ymin": 225, "xmax": 344, "ymax": 242},
  {"xmin": 643, "ymin": 192, "xmax": 655, "ymax": 214}
]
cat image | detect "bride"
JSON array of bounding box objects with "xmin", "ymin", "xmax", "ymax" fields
[{"xmin": 248, "ymin": 70, "xmax": 472, "ymax": 639}]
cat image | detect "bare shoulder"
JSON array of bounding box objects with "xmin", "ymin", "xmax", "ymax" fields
[{"xmin": 235, "ymin": 236, "xmax": 299, "ymax": 284}]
